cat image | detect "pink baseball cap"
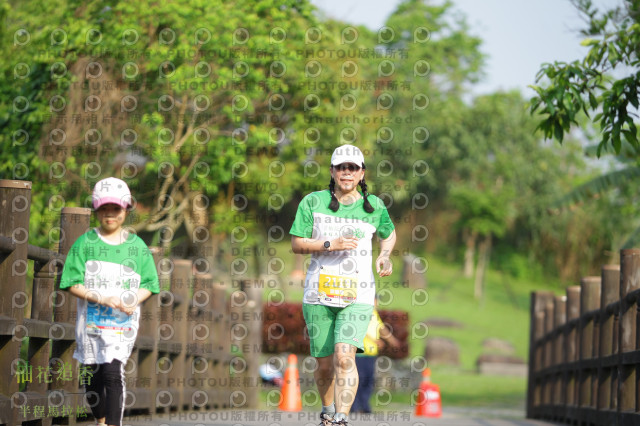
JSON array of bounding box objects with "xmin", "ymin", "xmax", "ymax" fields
[{"xmin": 92, "ymin": 177, "xmax": 132, "ymax": 210}]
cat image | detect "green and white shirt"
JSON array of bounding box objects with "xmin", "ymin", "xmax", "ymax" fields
[
  {"xmin": 60, "ymin": 229, "xmax": 160, "ymax": 364},
  {"xmin": 290, "ymin": 190, "xmax": 394, "ymax": 307}
]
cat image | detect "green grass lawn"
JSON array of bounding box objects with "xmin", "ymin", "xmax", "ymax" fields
[{"xmin": 258, "ymin": 242, "xmax": 563, "ymax": 411}]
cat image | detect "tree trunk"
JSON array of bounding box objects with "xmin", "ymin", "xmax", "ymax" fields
[
  {"xmin": 463, "ymin": 229, "xmax": 477, "ymax": 278},
  {"xmin": 474, "ymin": 234, "xmax": 492, "ymax": 300}
]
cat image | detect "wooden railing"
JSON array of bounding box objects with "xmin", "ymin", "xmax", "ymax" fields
[
  {"xmin": 0, "ymin": 180, "xmax": 260, "ymax": 425},
  {"xmin": 527, "ymin": 249, "xmax": 640, "ymax": 425}
]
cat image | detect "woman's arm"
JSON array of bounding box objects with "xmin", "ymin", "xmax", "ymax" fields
[
  {"xmin": 376, "ymin": 229, "xmax": 397, "ymax": 277},
  {"xmin": 68, "ymin": 285, "xmax": 152, "ymax": 316},
  {"xmin": 68, "ymin": 284, "xmax": 123, "ymax": 310},
  {"xmin": 291, "ymin": 235, "xmax": 358, "ymax": 254},
  {"xmin": 120, "ymin": 288, "xmax": 153, "ymax": 315}
]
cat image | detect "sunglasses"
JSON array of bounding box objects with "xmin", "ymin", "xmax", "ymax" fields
[{"xmin": 333, "ymin": 164, "xmax": 362, "ymax": 172}]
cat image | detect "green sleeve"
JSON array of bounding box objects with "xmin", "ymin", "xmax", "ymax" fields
[
  {"xmin": 289, "ymin": 194, "xmax": 315, "ymax": 238},
  {"xmin": 375, "ymin": 200, "xmax": 395, "ymax": 240},
  {"xmin": 59, "ymin": 234, "xmax": 87, "ymax": 289}
]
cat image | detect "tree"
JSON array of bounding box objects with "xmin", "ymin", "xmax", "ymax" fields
[
  {"xmin": 0, "ymin": 0, "xmax": 336, "ymax": 266},
  {"xmin": 364, "ymin": 0, "xmax": 486, "ymax": 253},
  {"xmin": 530, "ymin": 0, "xmax": 640, "ymax": 154},
  {"xmin": 448, "ymin": 93, "xmax": 533, "ymax": 299},
  {"xmin": 529, "ymin": 0, "xmax": 640, "ymax": 271}
]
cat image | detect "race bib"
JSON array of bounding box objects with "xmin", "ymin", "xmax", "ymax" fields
[
  {"xmin": 86, "ymin": 302, "xmax": 131, "ymax": 336},
  {"xmin": 318, "ymin": 264, "xmax": 358, "ymax": 307}
]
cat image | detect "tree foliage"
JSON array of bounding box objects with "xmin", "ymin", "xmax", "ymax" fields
[
  {"xmin": 528, "ymin": 0, "xmax": 640, "ymax": 272},
  {"xmin": 0, "ymin": 0, "xmax": 629, "ymax": 283},
  {"xmin": 530, "ymin": 0, "xmax": 640, "ymax": 155}
]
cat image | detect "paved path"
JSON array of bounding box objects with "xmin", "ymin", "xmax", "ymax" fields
[{"xmin": 77, "ymin": 409, "xmax": 560, "ymax": 426}]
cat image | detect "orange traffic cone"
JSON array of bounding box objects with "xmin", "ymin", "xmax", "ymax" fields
[
  {"xmin": 279, "ymin": 353, "xmax": 302, "ymax": 412},
  {"xmin": 415, "ymin": 368, "xmax": 442, "ymax": 417}
]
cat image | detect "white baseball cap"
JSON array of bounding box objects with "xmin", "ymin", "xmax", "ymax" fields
[
  {"xmin": 92, "ymin": 177, "xmax": 132, "ymax": 210},
  {"xmin": 331, "ymin": 144, "xmax": 365, "ymax": 167}
]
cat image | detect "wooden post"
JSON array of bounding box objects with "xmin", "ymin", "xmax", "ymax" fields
[
  {"xmin": 534, "ymin": 311, "xmax": 545, "ymax": 406},
  {"xmin": 0, "ymin": 180, "xmax": 32, "ymax": 426},
  {"xmin": 129, "ymin": 246, "xmax": 161, "ymax": 414},
  {"xmin": 243, "ymin": 280, "xmax": 263, "ymax": 409},
  {"xmin": 51, "ymin": 207, "xmax": 90, "ymax": 425},
  {"xmin": 543, "ymin": 302, "xmax": 554, "ymax": 406},
  {"xmin": 169, "ymin": 259, "xmax": 191, "ymax": 410},
  {"xmin": 526, "ymin": 291, "xmax": 553, "ymax": 418},
  {"xmin": 189, "ymin": 273, "xmax": 214, "ymax": 410},
  {"xmin": 26, "ymin": 241, "xmax": 61, "ymax": 426},
  {"xmin": 553, "ymin": 296, "xmax": 567, "ymax": 412},
  {"xmin": 53, "ymin": 207, "xmax": 91, "ymax": 324},
  {"xmin": 229, "ymin": 288, "xmax": 245, "ymax": 408},
  {"xmin": 211, "ymin": 279, "xmax": 230, "ymax": 409},
  {"xmin": 229, "ymin": 279, "xmax": 263, "ymax": 409},
  {"xmin": 565, "ymin": 285, "xmax": 581, "ymax": 410},
  {"xmin": 598, "ymin": 265, "xmax": 619, "ymax": 411},
  {"xmin": 154, "ymin": 256, "xmax": 173, "ymax": 414},
  {"xmin": 619, "ymin": 249, "xmax": 640, "ymax": 413},
  {"xmin": 578, "ymin": 276, "xmax": 600, "ymax": 411}
]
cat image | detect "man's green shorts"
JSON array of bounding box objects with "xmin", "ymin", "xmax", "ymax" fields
[{"xmin": 302, "ymin": 303, "xmax": 374, "ymax": 358}]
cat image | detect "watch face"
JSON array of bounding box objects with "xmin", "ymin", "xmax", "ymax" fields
[{"xmin": 324, "ymin": 241, "xmax": 330, "ymax": 249}]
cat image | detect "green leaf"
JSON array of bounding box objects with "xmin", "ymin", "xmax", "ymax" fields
[
  {"xmin": 580, "ymin": 37, "xmax": 599, "ymax": 46},
  {"xmin": 588, "ymin": 91, "xmax": 598, "ymax": 109},
  {"xmin": 553, "ymin": 122, "xmax": 565, "ymax": 143}
]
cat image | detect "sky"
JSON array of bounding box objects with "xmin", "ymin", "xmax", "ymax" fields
[{"xmin": 310, "ymin": 0, "xmax": 621, "ymax": 97}]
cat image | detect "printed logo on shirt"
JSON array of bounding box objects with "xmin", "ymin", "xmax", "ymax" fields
[{"xmin": 83, "ymin": 260, "xmax": 141, "ymax": 335}]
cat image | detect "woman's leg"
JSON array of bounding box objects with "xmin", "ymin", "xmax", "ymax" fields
[
  {"xmin": 101, "ymin": 359, "xmax": 125, "ymax": 426},
  {"xmin": 303, "ymin": 304, "xmax": 337, "ymax": 410},
  {"xmin": 332, "ymin": 303, "xmax": 373, "ymax": 417},
  {"xmin": 334, "ymin": 342, "xmax": 358, "ymax": 415},
  {"xmin": 315, "ymin": 354, "xmax": 335, "ymax": 407},
  {"xmin": 84, "ymin": 363, "xmax": 107, "ymax": 423}
]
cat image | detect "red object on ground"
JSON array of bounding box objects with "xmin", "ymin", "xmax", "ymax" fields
[
  {"xmin": 279, "ymin": 353, "xmax": 302, "ymax": 412},
  {"xmin": 415, "ymin": 368, "xmax": 442, "ymax": 417}
]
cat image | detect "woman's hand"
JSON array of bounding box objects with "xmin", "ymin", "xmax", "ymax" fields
[
  {"xmin": 377, "ymin": 230, "xmax": 396, "ymax": 276},
  {"xmin": 103, "ymin": 295, "xmax": 124, "ymax": 311},
  {"xmin": 376, "ymin": 255, "xmax": 393, "ymax": 276},
  {"xmin": 105, "ymin": 295, "xmax": 137, "ymax": 316},
  {"xmin": 330, "ymin": 236, "xmax": 359, "ymax": 251},
  {"xmin": 120, "ymin": 303, "xmax": 138, "ymax": 316}
]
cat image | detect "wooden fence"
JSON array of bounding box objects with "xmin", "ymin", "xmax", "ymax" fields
[
  {"xmin": 0, "ymin": 180, "xmax": 261, "ymax": 425},
  {"xmin": 527, "ymin": 249, "xmax": 640, "ymax": 425}
]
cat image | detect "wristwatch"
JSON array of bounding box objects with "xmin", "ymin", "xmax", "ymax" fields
[{"xmin": 323, "ymin": 240, "xmax": 331, "ymax": 251}]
